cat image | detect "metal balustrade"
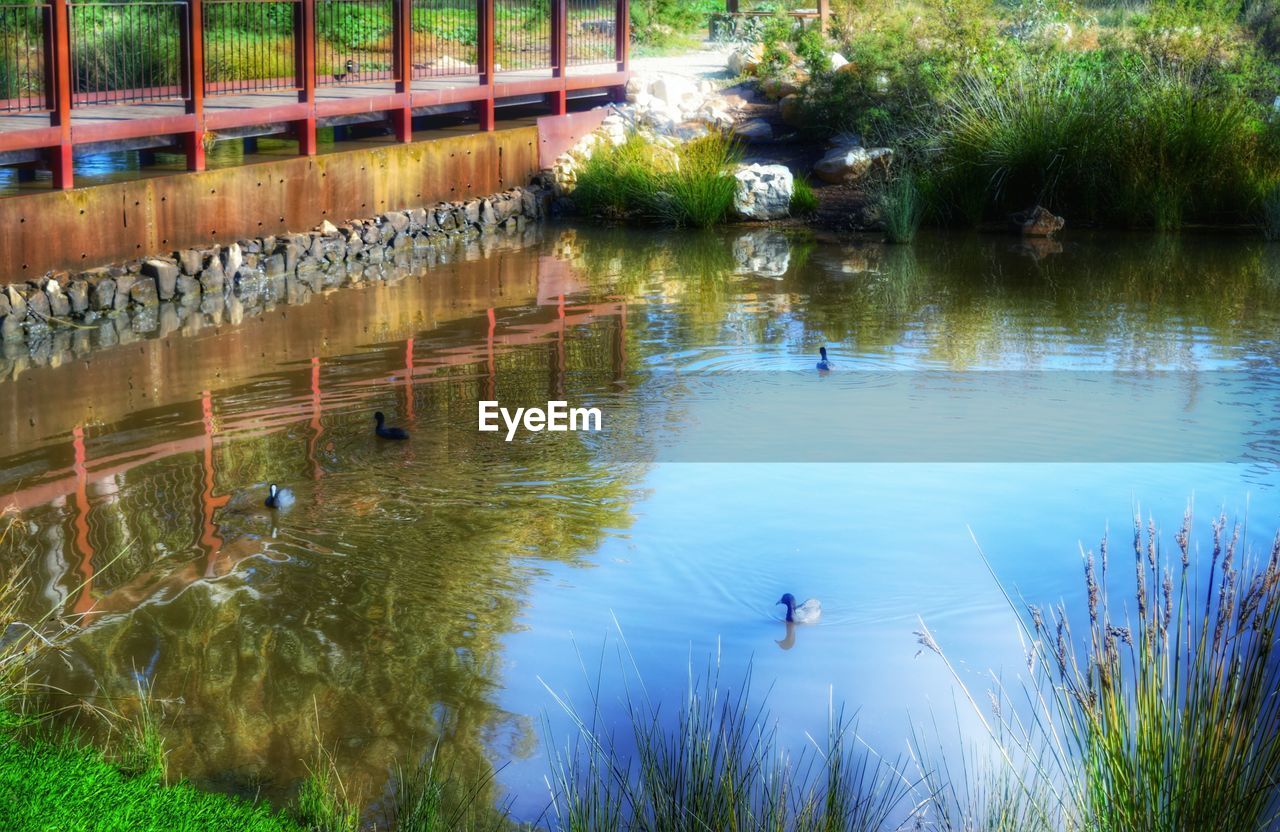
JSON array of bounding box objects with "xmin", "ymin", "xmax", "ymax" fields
[{"xmin": 0, "ymin": 0, "xmax": 630, "ymax": 190}]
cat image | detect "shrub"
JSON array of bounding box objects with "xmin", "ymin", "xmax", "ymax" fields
[{"xmin": 572, "ymin": 132, "xmax": 742, "ymax": 228}]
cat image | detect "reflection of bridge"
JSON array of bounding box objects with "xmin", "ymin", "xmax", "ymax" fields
[{"xmin": 4, "ymin": 258, "xmax": 627, "ymax": 622}]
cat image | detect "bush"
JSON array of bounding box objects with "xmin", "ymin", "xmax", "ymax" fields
[
  {"xmin": 925, "ymin": 54, "xmax": 1279, "ymax": 228},
  {"xmin": 572, "ymin": 132, "xmax": 743, "ymax": 228}
]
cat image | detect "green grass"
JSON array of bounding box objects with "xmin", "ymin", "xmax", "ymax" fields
[
  {"xmin": 790, "ymin": 175, "xmax": 819, "ymax": 215},
  {"xmin": 880, "ymin": 168, "xmax": 923, "ymax": 243},
  {"xmin": 572, "ymin": 131, "xmax": 743, "ymax": 228},
  {"xmin": 0, "ymin": 731, "xmax": 302, "ymax": 832}
]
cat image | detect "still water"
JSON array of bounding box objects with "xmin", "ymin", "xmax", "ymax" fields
[{"xmin": 2, "ymin": 226, "xmax": 1279, "ymax": 822}]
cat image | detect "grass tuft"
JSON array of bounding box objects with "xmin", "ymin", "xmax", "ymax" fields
[
  {"xmin": 571, "ymin": 131, "xmax": 742, "ymax": 228},
  {"xmin": 790, "ymin": 175, "xmax": 819, "ymax": 216},
  {"xmin": 880, "ymin": 168, "xmax": 924, "ymax": 244}
]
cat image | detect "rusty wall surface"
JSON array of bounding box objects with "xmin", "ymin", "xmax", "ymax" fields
[{"xmin": 0, "ymin": 126, "xmax": 540, "ymax": 279}]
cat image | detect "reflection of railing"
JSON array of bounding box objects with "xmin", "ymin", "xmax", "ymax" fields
[
  {"xmin": 0, "ymin": 3, "xmax": 49, "ymax": 112},
  {"xmin": 69, "ymin": 1, "xmax": 188, "ymax": 105},
  {"xmin": 6, "ymin": 291, "xmax": 626, "ymax": 624}
]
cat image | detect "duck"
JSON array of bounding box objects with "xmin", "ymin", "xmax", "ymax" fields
[
  {"xmin": 777, "ymin": 592, "xmax": 821, "ymax": 624},
  {"xmin": 816, "ymin": 347, "xmax": 833, "ymax": 371},
  {"xmin": 264, "ymin": 483, "xmax": 295, "ymax": 509},
  {"xmin": 374, "ymin": 411, "xmax": 409, "ymax": 440}
]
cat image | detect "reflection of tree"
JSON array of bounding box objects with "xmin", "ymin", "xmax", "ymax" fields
[{"xmin": 3, "ymin": 295, "xmax": 647, "ymax": 815}]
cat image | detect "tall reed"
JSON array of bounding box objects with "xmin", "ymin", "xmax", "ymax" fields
[
  {"xmin": 919, "ymin": 512, "xmax": 1280, "ymax": 831},
  {"xmin": 543, "ymin": 652, "xmax": 915, "ymax": 831}
]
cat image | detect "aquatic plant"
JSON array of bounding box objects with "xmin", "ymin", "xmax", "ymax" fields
[
  {"xmin": 918, "ymin": 511, "xmax": 1280, "ymax": 831},
  {"xmin": 880, "ymin": 168, "xmax": 924, "ymax": 244},
  {"xmin": 543, "ymin": 650, "xmax": 916, "ymax": 831}
]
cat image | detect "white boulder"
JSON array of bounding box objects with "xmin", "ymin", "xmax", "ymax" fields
[
  {"xmin": 813, "ymin": 145, "xmax": 893, "ymax": 184},
  {"xmin": 732, "ymin": 164, "xmax": 794, "ymax": 221}
]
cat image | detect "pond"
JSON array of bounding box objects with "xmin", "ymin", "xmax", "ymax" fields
[{"xmin": 2, "ymin": 225, "xmax": 1279, "ymax": 823}]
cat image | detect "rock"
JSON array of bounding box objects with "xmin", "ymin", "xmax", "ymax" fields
[
  {"xmin": 264, "ymin": 253, "xmax": 287, "ymax": 276},
  {"xmin": 383, "ymin": 211, "xmax": 411, "ymax": 234},
  {"xmin": 463, "ymin": 200, "xmax": 482, "ymax": 225},
  {"xmin": 1, "ymin": 314, "xmax": 22, "ymax": 341},
  {"xmin": 130, "ymin": 277, "xmax": 159, "ymax": 307},
  {"xmin": 222, "ymin": 242, "xmax": 243, "ymax": 275},
  {"xmin": 651, "ymin": 75, "xmax": 697, "ymax": 108},
  {"xmin": 0, "ymin": 292, "xmax": 8, "ymax": 319},
  {"xmin": 199, "ymin": 263, "xmax": 225, "ymax": 296},
  {"xmin": 176, "ymin": 275, "xmax": 201, "ymax": 305},
  {"xmin": 67, "ymin": 280, "xmax": 89, "ymax": 315},
  {"xmin": 830, "ymin": 52, "xmax": 848, "ymax": 71},
  {"xmin": 318, "ymin": 219, "xmax": 340, "ymax": 236},
  {"xmin": 779, "ymin": 93, "xmax": 804, "ymax": 127},
  {"xmin": 813, "ymin": 145, "xmax": 893, "ymax": 184},
  {"xmin": 727, "ymin": 44, "xmax": 764, "ymax": 76},
  {"xmin": 91, "ymin": 278, "xmax": 115, "ymax": 311},
  {"xmin": 44, "ymin": 280, "xmax": 70, "ymax": 318},
  {"xmin": 760, "ymin": 77, "xmax": 800, "ymax": 100},
  {"xmin": 142, "ymin": 259, "xmax": 179, "ymax": 300},
  {"xmin": 732, "ymin": 229, "xmax": 792, "ymax": 278},
  {"xmin": 480, "ymin": 199, "xmax": 498, "ymax": 227},
  {"xmin": 24, "ymin": 286, "xmax": 50, "ymax": 319},
  {"xmin": 113, "ymin": 275, "xmax": 136, "ymax": 311},
  {"xmin": 734, "ymin": 118, "xmax": 773, "ymax": 143},
  {"xmin": 733, "ymin": 164, "xmax": 794, "ymax": 221},
  {"xmin": 1010, "ymin": 205, "xmax": 1065, "ymax": 237},
  {"xmin": 178, "ymin": 249, "xmax": 203, "ymax": 275}
]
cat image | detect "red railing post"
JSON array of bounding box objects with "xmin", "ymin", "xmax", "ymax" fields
[
  {"xmin": 473, "ymin": 0, "xmax": 494, "ymax": 130},
  {"xmin": 182, "ymin": 0, "xmax": 207, "ymax": 170},
  {"xmin": 47, "ymin": 0, "xmax": 73, "ymax": 189},
  {"xmin": 391, "ymin": 0, "xmax": 413, "ymax": 141},
  {"xmin": 615, "ymin": 0, "xmax": 628, "ymax": 72},
  {"xmin": 547, "ymin": 0, "xmax": 566, "ymax": 114},
  {"xmin": 295, "ymin": 0, "xmax": 318, "ymax": 154}
]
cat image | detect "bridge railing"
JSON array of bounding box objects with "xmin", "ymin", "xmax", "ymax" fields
[
  {"xmin": 0, "ymin": 2, "xmax": 49, "ymax": 112},
  {"xmin": 1, "ymin": 0, "xmax": 629, "ymax": 189},
  {"xmin": 202, "ymin": 0, "xmax": 300, "ymax": 96}
]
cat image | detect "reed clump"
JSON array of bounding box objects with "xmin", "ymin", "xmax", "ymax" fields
[
  {"xmin": 571, "ymin": 131, "xmax": 742, "ymax": 228},
  {"xmin": 919, "ymin": 510, "xmax": 1280, "ymax": 831},
  {"xmin": 543, "ymin": 659, "xmax": 915, "ymax": 832}
]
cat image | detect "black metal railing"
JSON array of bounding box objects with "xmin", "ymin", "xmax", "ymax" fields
[
  {"xmin": 0, "ymin": 3, "xmax": 48, "ymax": 112},
  {"xmin": 68, "ymin": 0, "xmax": 188, "ymax": 105},
  {"xmin": 315, "ymin": 0, "xmax": 393, "ymax": 85},
  {"xmin": 494, "ymin": 0, "xmax": 548, "ymax": 73},
  {"xmin": 410, "ymin": 0, "xmax": 475, "ymax": 78},
  {"xmin": 203, "ymin": 0, "xmax": 299, "ymax": 95},
  {"xmin": 566, "ymin": 0, "xmax": 610, "ymax": 66}
]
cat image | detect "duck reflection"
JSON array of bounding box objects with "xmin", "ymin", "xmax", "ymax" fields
[{"xmin": 776, "ymin": 620, "xmax": 797, "ymax": 651}]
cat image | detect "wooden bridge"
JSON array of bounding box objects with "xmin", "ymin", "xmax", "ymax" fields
[{"xmin": 0, "ymin": 0, "xmax": 629, "ymax": 190}]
